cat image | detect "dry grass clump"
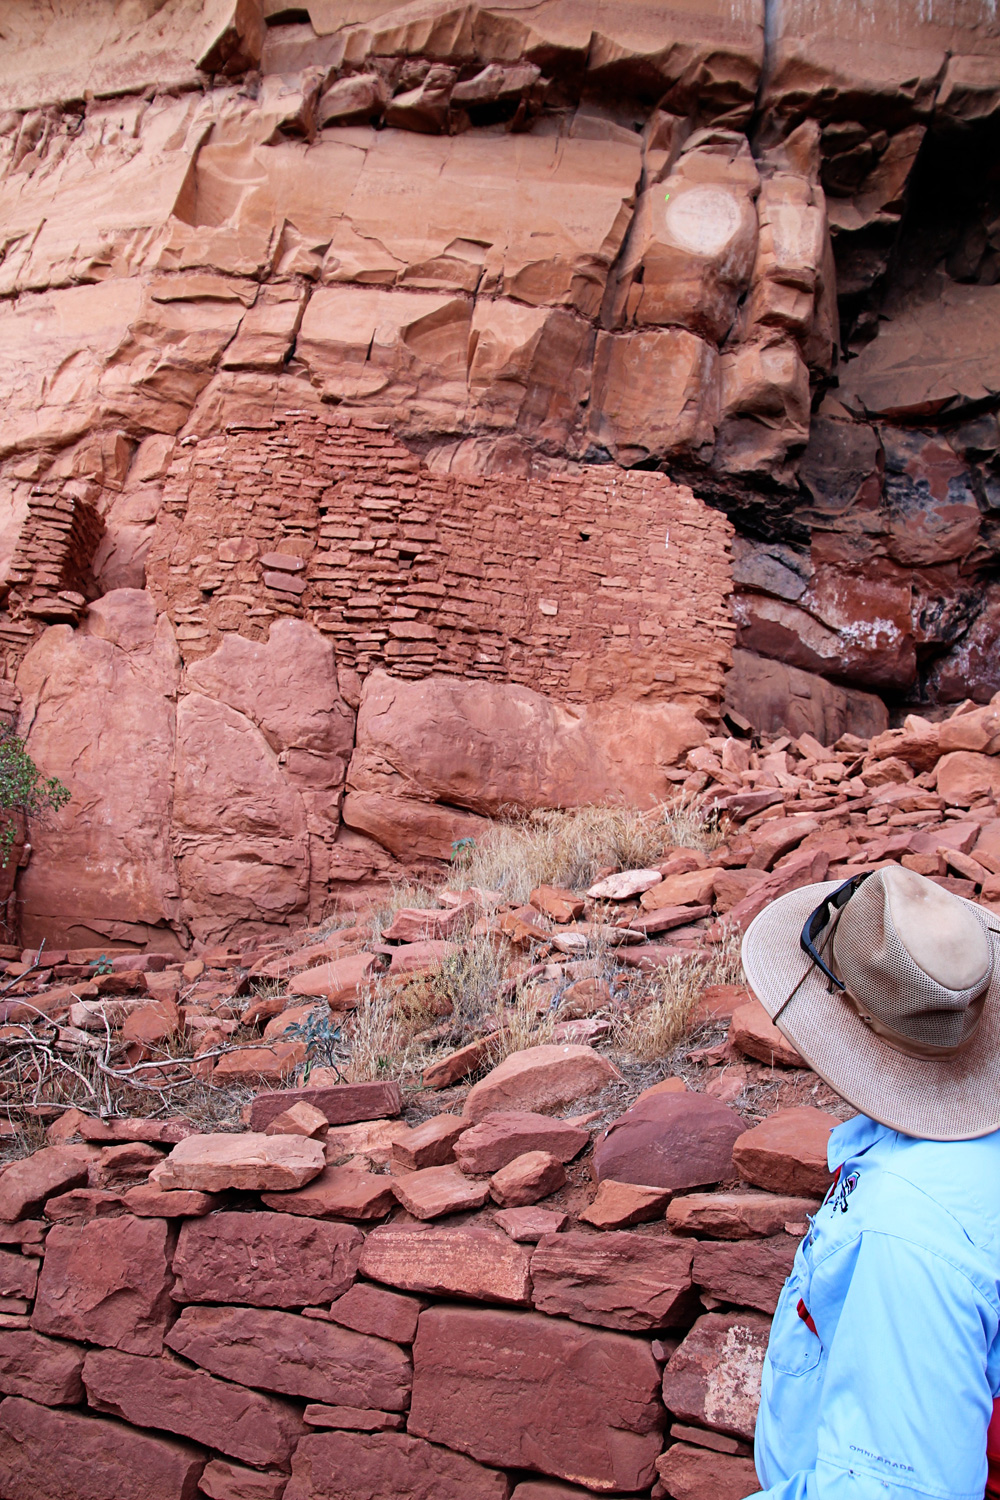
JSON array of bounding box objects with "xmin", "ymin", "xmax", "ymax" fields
[
  {"xmin": 613, "ymin": 926, "xmax": 744, "ymax": 1061},
  {"xmin": 367, "ymin": 880, "xmax": 441, "ymax": 944},
  {"xmin": 485, "ymin": 988, "xmax": 556, "ymax": 1068},
  {"xmin": 452, "ymin": 801, "xmax": 724, "ymax": 903}
]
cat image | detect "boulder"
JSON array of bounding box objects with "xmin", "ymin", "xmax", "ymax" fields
[
  {"xmin": 490, "ymin": 1151, "xmax": 567, "ymax": 1208},
  {"xmin": 724, "ymin": 649, "xmax": 889, "ymax": 743},
  {"xmin": 327, "ymin": 1283, "xmax": 423, "ymax": 1344},
  {"xmin": 464, "ymin": 1046, "xmax": 621, "ymax": 1122},
  {"xmin": 656, "ymin": 1443, "xmax": 761, "ymax": 1500},
  {"xmin": 667, "ymin": 1191, "xmax": 820, "ymax": 1239},
  {"xmin": 263, "ymin": 1165, "xmax": 396, "ymax": 1221},
  {"xmin": 152, "ymin": 1132, "xmax": 323, "ymax": 1193},
  {"xmin": 593, "ymin": 1093, "xmax": 744, "ymax": 1192},
  {"xmin": 531, "ymin": 1230, "xmax": 694, "ymax": 1332},
  {"xmin": 409, "ymin": 1305, "xmax": 663, "ymax": 1491},
  {"xmin": 936, "ymin": 751, "xmax": 1000, "ymax": 807},
  {"xmin": 454, "ymin": 1111, "xmax": 590, "ymax": 1174},
  {"xmin": 173, "ymin": 1212, "xmax": 362, "ymax": 1307},
  {"xmin": 693, "ymin": 1235, "xmax": 799, "ymax": 1314},
  {"xmin": 391, "ymin": 1164, "xmax": 491, "ymax": 1219},
  {"xmin": 83, "ymin": 1348, "xmax": 306, "ymax": 1468},
  {"xmin": 732, "ymin": 1109, "xmax": 835, "ymax": 1196},
  {"xmin": 0, "ymin": 1148, "xmax": 89, "ymax": 1221},
  {"xmin": 360, "ymin": 1223, "xmax": 532, "ymax": 1305},
  {"xmin": 579, "ymin": 1180, "xmax": 672, "ymax": 1229},
  {"xmin": 0, "ymin": 1396, "xmax": 206, "ymax": 1500},
  {"xmin": 284, "ymin": 1430, "xmax": 509, "ymax": 1500},
  {"xmin": 660, "ymin": 1311, "xmax": 772, "ymax": 1442},
  {"xmin": 0, "ymin": 1329, "xmax": 85, "ymax": 1405},
  {"xmin": 31, "ymin": 1215, "xmax": 174, "ymax": 1356},
  {"xmin": 249, "ymin": 1080, "xmax": 402, "ymax": 1131},
  {"xmin": 166, "ymin": 1304, "xmax": 411, "ymax": 1410}
]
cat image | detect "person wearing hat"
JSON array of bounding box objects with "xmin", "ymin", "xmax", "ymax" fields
[{"xmin": 742, "ymin": 864, "xmax": 1000, "ymax": 1500}]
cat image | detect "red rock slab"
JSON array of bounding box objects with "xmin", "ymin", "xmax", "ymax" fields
[
  {"xmin": 84, "ymin": 1348, "xmax": 306, "ymax": 1468},
  {"xmin": 640, "ymin": 869, "xmax": 716, "ymax": 909},
  {"xmin": 656, "ymin": 1442, "xmax": 761, "ymax": 1500},
  {"xmin": 531, "ymin": 1230, "xmax": 694, "ymax": 1332},
  {"xmin": 937, "ymin": 751, "xmax": 1000, "ymax": 806},
  {"xmin": 123, "ymin": 1182, "xmax": 220, "ymax": 1218},
  {"xmin": 729, "ymin": 1000, "xmax": 805, "ymax": 1068},
  {"xmin": 693, "ymin": 1235, "xmax": 799, "ymax": 1314},
  {"xmin": 464, "ymin": 1044, "xmax": 622, "ymax": 1123},
  {"xmin": 661, "ymin": 1312, "xmax": 772, "ymax": 1442},
  {"xmin": 173, "ymin": 1211, "xmax": 362, "ymax": 1308},
  {"xmin": 0, "ymin": 1147, "xmax": 89, "ymax": 1221},
  {"xmin": 0, "ymin": 1219, "xmax": 46, "ymax": 1250},
  {"xmin": 250, "ymin": 1079, "xmax": 402, "ymax": 1131},
  {"xmin": 151, "ymin": 1132, "xmax": 325, "ymax": 1193},
  {"xmin": 390, "ymin": 1113, "xmax": 466, "ymax": 1170},
  {"xmin": 324, "ymin": 1119, "xmax": 412, "ymax": 1166},
  {"xmin": 263, "ymin": 1100, "xmax": 329, "ymax": 1137},
  {"xmin": 388, "ymin": 940, "xmax": 460, "ymax": 976},
  {"xmin": 212, "ymin": 1042, "xmax": 305, "ymax": 1086},
  {"xmin": 667, "ymin": 1191, "xmax": 820, "ymax": 1239},
  {"xmin": 668, "ymin": 1423, "xmax": 751, "ymax": 1456},
  {"xmin": 627, "ymin": 903, "xmax": 712, "ymax": 935},
  {"xmin": 409, "ymin": 1304, "xmax": 663, "ymax": 1491},
  {"xmin": 285, "ymin": 1429, "xmax": 509, "ymax": 1500},
  {"xmin": 0, "ymin": 1248, "xmax": 38, "ymax": 1299},
  {"xmin": 732, "ymin": 1108, "xmax": 835, "ymax": 1197},
  {"xmin": 713, "ymin": 868, "xmax": 768, "ymax": 914},
  {"xmin": 85, "ymin": 1117, "xmax": 197, "ymax": 1145},
  {"xmin": 0, "ymin": 1395, "xmax": 206, "ymax": 1500},
  {"xmin": 360, "ymin": 1223, "xmax": 532, "ymax": 1305},
  {"xmin": 579, "ymin": 1180, "xmax": 672, "ymax": 1229},
  {"xmin": 383, "ymin": 906, "xmax": 471, "ymax": 942},
  {"xmin": 530, "ymin": 886, "xmax": 586, "ymax": 922},
  {"xmin": 391, "ymin": 1164, "xmax": 491, "ymax": 1219},
  {"xmin": 692, "ymin": 985, "xmax": 751, "ymax": 1027},
  {"xmin": 303, "ymin": 1404, "xmax": 405, "ymax": 1430},
  {"xmin": 512, "ymin": 1485, "xmax": 594, "ymax": 1499},
  {"xmin": 0, "ymin": 1329, "xmax": 85, "ymax": 1405},
  {"xmin": 454, "ymin": 1111, "xmax": 589, "ymax": 1174},
  {"xmin": 493, "ymin": 1206, "xmax": 569, "ymax": 1242},
  {"xmin": 121, "ymin": 999, "xmax": 181, "ymax": 1047},
  {"xmin": 723, "ymin": 849, "xmax": 831, "ymax": 932},
  {"xmin": 166, "ymin": 1303, "xmax": 412, "ymax": 1410},
  {"xmin": 199, "ymin": 1458, "xmax": 288, "ymax": 1500},
  {"xmin": 490, "ymin": 1151, "xmax": 566, "ymax": 1208},
  {"xmin": 32, "ymin": 1214, "xmax": 174, "ymax": 1355},
  {"xmin": 326, "ymin": 1282, "xmax": 423, "ymax": 1344},
  {"xmin": 288, "ymin": 952, "xmax": 377, "ymax": 1006},
  {"xmin": 422, "ymin": 1034, "xmax": 498, "ymax": 1088},
  {"xmin": 95, "ymin": 1140, "xmax": 166, "ymax": 1184},
  {"xmin": 593, "ymin": 1093, "xmax": 744, "ymax": 1192},
  {"xmin": 263, "ymin": 1165, "xmax": 396, "ymax": 1221}
]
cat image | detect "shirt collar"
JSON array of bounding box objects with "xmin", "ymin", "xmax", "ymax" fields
[{"xmin": 828, "ymin": 1112, "xmax": 890, "ymax": 1170}]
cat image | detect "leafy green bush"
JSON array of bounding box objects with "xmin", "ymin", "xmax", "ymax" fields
[{"xmin": 0, "ymin": 721, "xmax": 70, "ymax": 865}]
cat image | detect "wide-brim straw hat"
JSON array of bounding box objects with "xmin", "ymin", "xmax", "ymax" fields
[{"xmin": 742, "ymin": 866, "xmax": 1000, "ymax": 1141}]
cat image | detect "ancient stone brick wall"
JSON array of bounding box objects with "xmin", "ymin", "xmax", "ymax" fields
[{"xmin": 146, "ymin": 413, "xmax": 734, "ymax": 712}]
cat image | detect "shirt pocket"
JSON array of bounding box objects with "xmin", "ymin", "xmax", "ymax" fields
[{"xmin": 766, "ymin": 1267, "xmax": 822, "ymax": 1376}]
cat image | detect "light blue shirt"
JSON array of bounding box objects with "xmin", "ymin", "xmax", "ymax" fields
[{"xmin": 754, "ymin": 1114, "xmax": 1000, "ymax": 1500}]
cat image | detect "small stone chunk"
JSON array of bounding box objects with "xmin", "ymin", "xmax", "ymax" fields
[
  {"xmin": 303, "ymin": 1405, "xmax": 405, "ymax": 1431},
  {"xmin": 594, "ymin": 1093, "xmax": 744, "ymax": 1192},
  {"xmin": 421, "ymin": 1034, "xmax": 497, "ymax": 1089},
  {"xmin": 95, "ymin": 1141, "xmax": 166, "ymax": 1184},
  {"xmin": 529, "ymin": 885, "xmax": 586, "ymax": 922},
  {"xmin": 633, "ymin": 1077, "xmax": 688, "ymax": 1105},
  {"xmin": 587, "ymin": 869, "xmax": 663, "ymax": 900},
  {"xmin": 732, "ymin": 1109, "xmax": 835, "ymax": 1196},
  {"xmin": 390, "ymin": 1114, "xmax": 466, "ymax": 1170},
  {"xmin": 463, "ymin": 1044, "xmax": 622, "ymax": 1122},
  {"xmin": 42, "ymin": 1188, "xmax": 125, "ymax": 1223},
  {"xmin": 667, "ymin": 1191, "xmax": 820, "ymax": 1239},
  {"xmin": 489, "ymin": 1150, "xmax": 566, "ymax": 1207},
  {"xmin": 580, "ymin": 1179, "xmax": 672, "ymax": 1229},
  {"xmin": 360, "ymin": 1223, "xmax": 532, "ymax": 1304},
  {"xmin": 0, "ymin": 1251, "xmax": 37, "ymax": 1300},
  {"xmin": 729, "ymin": 1001, "xmax": 805, "ymax": 1068},
  {"xmin": 0, "ymin": 1328, "xmax": 85, "ymax": 1405},
  {"xmin": 262, "ymin": 1165, "xmax": 396, "ymax": 1221},
  {"xmin": 122, "ymin": 1183, "xmax": 220, "ymax": 1218},
  {"xmin": 531, "ymin": 1230, "xmax": 695, "ymax": 1332},
  {"xmin": 454, "ymin": 1110, "xmax": 589, "ymax": 1173},
  {"xmin": 263, "ymin": 1101, "xmax": 330, "ymax": 1138},
  {"xmin": 670, "ymin": 1422, "xmax": 752, "ymax": 1456},
  {"xmin": 0, "ymin": 1148, "xmax": 89, "ymax": 1221},
  {"xmin": 391, "ymin": 1163, "xmax": 490, "ymax": 1219},
  {"xmin": 511, "ymin": 1483, "xmax": 592, "ymax": 1499},
  {"xmin": 151, "ymin": 1131, "xmax": 325, "ymax": 1192},
  {"xmin": 199, "ymin": 1457, "xmax": 289, "ymax": 1500},
  {"xmin": 656, "ymin": 1442, "xmax": 761, "ymax": 1500},
  {"xmin": 492, "ymin": 1205, "xmax": 569, "ymax": 1242},
  {"xmin": 249, "ymin": 1079, "xmax": 402, "ymax": 1131},
  {"xmin": 326, "ymin": 1282, "xmax": 423, "ymax": 1343}
]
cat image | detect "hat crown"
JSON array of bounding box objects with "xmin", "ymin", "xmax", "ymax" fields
[{"xmin": 832, "ymin": 866, "xmax": 992, "ymax": 1051}]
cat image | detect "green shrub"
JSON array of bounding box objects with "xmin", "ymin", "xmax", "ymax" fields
[{"xmin": 0, "ymin": 721, "xmax": 70, "ymax": 865}]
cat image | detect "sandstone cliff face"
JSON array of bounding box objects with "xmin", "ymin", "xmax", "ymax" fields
[{"xmin": 1, "ymin": 0, "xmax": 1000, "ymax": 946}]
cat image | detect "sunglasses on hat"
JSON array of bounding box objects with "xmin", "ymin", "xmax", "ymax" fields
[{"xmin": 800, "ymin": 871, "xmax": 873, "ymax": 990}]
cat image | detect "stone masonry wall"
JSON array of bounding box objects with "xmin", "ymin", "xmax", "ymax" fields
[{"xmin": 146, "ymin": 413, "xmax": 734, "ymax": 712}]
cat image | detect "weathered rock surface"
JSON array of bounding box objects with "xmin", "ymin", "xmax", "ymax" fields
[
  {"xmin": 409, "ymin": 1305, "xmax": 663, "ymax": 1491},
  {"xmin": 593, "ymin": 1094, "xmax": 744, "ymax": 1192},
  {"xmin": 165, "ymin": 1304, "xmax": 411, "ymax": 1410},
  {"xmin": 692, "ymin": 1235, "xmax": 799, "ymax": 1314},
  {"xmin": 455, "ymin": 1112, "xmax": 589, "ymax": 1173},
  {"xmin": 0, "ymin": 1328, "xmax": 85, "ymax": 1405},
  {"xmin": 285, "ymin": 1429, "xmax": 509, "ymax": 1500},
  {"xmin": 661, "ymin": 1312, "xmax": 771, "ymax": 1442},
  {"xmin": 531, "ymin": 1231, "xmax": 694, "ymax": 1331},
  {"xmin": 31, "ymin": 1215, "xmax": 174, "ymax": 1355},
  {"xmin": 360, "ymin": 1223, "xmax": 532, "ymax": 1305},
  {"xmin": 151, "ymin": 1133, "xmax": 325, "ymax": 1193},
  {"xmin": 732, "ymin": 1109, "xmax": 835, "ymax": 1196},
  {"xmin": 668, "ymin": 1191, "xmax": 820, "ymax": 1239},
  {"xmin": 173, "ymin": 1212, "xmax": 362, "ymax": 1307},
  {"xmin": 464, "ymin": 1046, "xmax": 621, "ymax": 1122},
  {"xmin": 326, "ymin": 1282, "xmax": 423, "ymax": 1344},
  {"xmin": 656, "ymin": 1442, "xmax": 761, "ymax": 1500}
]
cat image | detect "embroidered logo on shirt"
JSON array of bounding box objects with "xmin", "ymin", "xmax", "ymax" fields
[{"xmin": 825, "ymin": 1170, "xmax": 860, "ymax": 1214}]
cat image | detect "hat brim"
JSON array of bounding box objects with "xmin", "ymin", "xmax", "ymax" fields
[{"xmin": 742, "ymin": 880, "xmax": 1000, "ymax": 1141}]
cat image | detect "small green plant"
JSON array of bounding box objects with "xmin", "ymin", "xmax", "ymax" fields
[
  {"xmin": 88, "ymin": 954, "xmax": 113, "ymax": 976},
  {"xmin": 0, "ymin": 721, "xmax": 69, "ymax": 866},
  {"xmin": 283, "ymin": 1007, "xmax": 345, "ymax": 1082},
  {"xmin": 451, "ymin": 837, "xmax": 476, "ymax": 865}
]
